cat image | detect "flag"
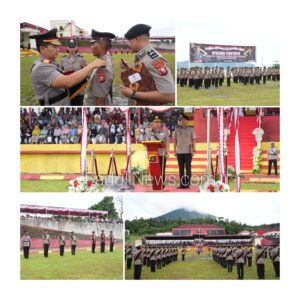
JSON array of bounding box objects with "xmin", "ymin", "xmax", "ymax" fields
[
  {"xmin": 217, "ymin": 107, "xmax": 225, "ymax": 182},
  {"xmin": 234, "ymin": 108, "xmax": 241, "ymax": 192}
]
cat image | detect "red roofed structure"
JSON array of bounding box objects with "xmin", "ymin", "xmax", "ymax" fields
[{"xmin": 172, "ymin": 224, "xmax": 225, "ymax": 236}]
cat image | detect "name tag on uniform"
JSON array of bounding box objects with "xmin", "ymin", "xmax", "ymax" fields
[{"xmin": 128, "ymin": 73, "xmax": 142, "ymax": 83}]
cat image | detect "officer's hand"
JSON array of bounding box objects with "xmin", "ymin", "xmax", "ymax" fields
[
  {"xmin": 121, "ymin": 85, "xmax": 133, "ymax": 98},
  {"xmin": 120, "ymin": 61, "xmax": 128, "ymax": 70},
  {"xmin": 91, "ymin": 59, "xmax": 107, "ymax": 69}
]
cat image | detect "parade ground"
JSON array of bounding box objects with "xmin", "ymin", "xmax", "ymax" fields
[
  {"xmin": 21, "ymin": 248, "xmax": 123, "ymax": 280},
  {"xmin": 177, "ymin": 82, "xmax": 279, "ymax": 106},
  {"xmin": 20, "ymin": 53, "xmax": 175, "ymax": 106},
  {"xmin": 125, "ymin": 250, "xmax": 279, "ymax": 280}
]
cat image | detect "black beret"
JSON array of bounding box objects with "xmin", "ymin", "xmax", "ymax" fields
[
  {"xmin": 91, "ymin": 29, "xmax": 116, "ymax": 42},
  {"xmin": 124, "ymin": 24, "xmax": 152, "ymax": 39},
  {"xmin": 29, "ymin": 28, "xmax": 61, "ymax": 46},
  {"xmin": 68, "ymin": 39, "xmax": 77, "ymax": 48}
]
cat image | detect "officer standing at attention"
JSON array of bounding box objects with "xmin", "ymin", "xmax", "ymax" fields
[
  {"xmin": 146, "ymin": 116, "xmax": 170, "ymax": 188},
  {"xmin": 226, "ymin": 246, "xmax": 233, "ymax": 272},
  {"xmin": 87, "ymin": 30, "xmax": 115, "ymax": 106},
  {"xmin": 236, "ymin": 245, "xmax": 245, "ymax": 280},
  {"xmin": 29, "ymin": 28, "xmax": 106, "ymax": 106},
  {"xmin": 91, "ymin": 231, "xmax": 97, "ymax": 253},
  {"xmin": 268, "ymin": 141, "xmax": 279, "ymax": 175},
  {"xmin": 100, "ymin": 230, "xmax": 106, "ymax": 253},
  {"xmin": 133, "ymin": 244, "xmax": 144, "ymax": 280},
  {"xmin": 255, "ymin": 244, "xmax": 265, "ymax": 279},
  {"xmin": 70, "ymin": 231, "xmax": 77, "ymax": 255},
  {"xmin": 121, "ymin": 24, "xmax": 175, "ymax": 105},
  {"xmin": 42, "ymin": 229, "xmax": 50, "ymax": 258},
  {"xmin": 126, "ymin": 244, "xmax": 133, "ymax": 269},
  {"xmin": 246, "ymin": 245, "xmax": 253, "ymax": 267},
  {"xmin": 58, "ymin": 231, "xmax": 65, "ymax": 256},
  {"xmin": 174, "ymin": 114, "xmax": 196, "ymax": 189},
  {"xmin": 21, "ymin": 231, "xmax": 31, "ymax": 259},
  {"xmin": 270, "ymin": 246, "xmax": 280, "ymax": 277},
  {"xmin": 109, "ymin": 231, "xmax": 114, "ymax": 252},
  {"xmin": 181, "ymin": 246, "xmax": 186, "ymax": 261},
  {"xmin": 60, "ymin": 39, "xmax": 87, "ymax": 106}
]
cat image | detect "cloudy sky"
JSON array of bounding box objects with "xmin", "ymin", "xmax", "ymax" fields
[{"xmin": 124, "ymin": 193, "xmax": 280, "ymax": 225}]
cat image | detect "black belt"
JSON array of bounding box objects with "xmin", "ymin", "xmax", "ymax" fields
[{"xmin": 39, "ymin": 91, "xmax": 68, "ymax": 106}]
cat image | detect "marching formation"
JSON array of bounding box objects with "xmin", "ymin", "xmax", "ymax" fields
[
  {"xmin": 212, "ymin": 244, "xmax": 280, "ymax": 279},
  {"xmin": 177, "ymin": 66, "xmax": 280, "ymax": 89},
  {"xmin": 21, "ymin": 229, "xmax": 115, "ymax": 258}
]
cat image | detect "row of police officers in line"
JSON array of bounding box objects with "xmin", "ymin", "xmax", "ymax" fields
[
  {"xmin": 177, "ymin": 66, "xmax": 280, "ymax": 89},
  {"xmin": 21, "ymin": 229, "xmax": 114, "ymax": 258}
]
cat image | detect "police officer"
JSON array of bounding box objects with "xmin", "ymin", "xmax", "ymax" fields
[
  {"xmin": 121, "ymin": 24, "xmax": 175, "ymax": 105},
  {"xmin": 157, "ymin": 248, "xmax": 162, "ymax": 269},
  {"xmin": 126, "ymin": 244, "xmax": 133, "ymax": 269},
  {"xmin": 109, "ymin": 231, "xmax": 114, "ymax": 252},
  {"xmin": 86, "ymin": 30, "xmax": 115, "ymax": 106},
  {"xmin": 58, "ymin": 231, "xmax": 65, "ymax": 256},
  {"xmin": 60, "ymin": 39, "xmax": 87, "ymax": 106},
  {"xmin": 91, "ymin": 231, "xmax": 97, "ymax": 253},
  {"xmin": 181, "ymin": 246, "xmax": 186, "ymax": 261},
  {"xmin": 149, "ymin": 248, "xmax": 157, "ymax": 272},
  {"xmin": 270, "ymin": 246, "xmax": 280, "ymax": 277},
  {"xmin": 226, "ymin": 246, "xmax": 233, "ymax": 272},
  {"xmin": 29, "ymin": 28, "xmax": 106, "ymax": 106},
  {"xmin": 255, "ymin": 244, "xmax": 265, "ymax": 279},
  {"xmin": 268, "ymin": 141, "xmax": 279, "ymax": 175},
  {"xmin": 226, "ymin": 67, "xmax": 231, "ymax": 87},
  {"xmin": 236, "ymin": 245, "xmax": 245, "ymax": 280},
  {"xmin": 100, "ymin": 230, "xmax": 106, "ymax": 253},
  {"xmin": 174, "ymin": 114, "xmax": 196, "ymax": 189},
  {"xmin": 146, "ymin": 116, "xmax": 170, "ymax": 188},
  {"xmin": 246, "ymin": 245, "xmax": 253, "ymax": 266},
  {"xmin": 133, "ymin": 245, "xmax": 144, "ymax": 280},
  {"xmin": 42, "ymin": 229, "xmax": 50, "ymax": 258},
  {"xmin": 21, "ymin": 231, "xmax": 31, "ymax": 259},
  {"xmin": 70, "ymin": 231, "xmax": 77, "ymax": 255}
]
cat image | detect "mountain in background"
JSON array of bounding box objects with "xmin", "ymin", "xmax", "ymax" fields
[{"xmin": 155, "ymin": 208, "xmax": 215, "ymax": 221}]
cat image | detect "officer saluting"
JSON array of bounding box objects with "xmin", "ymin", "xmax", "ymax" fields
[
  {"xmin": 87, "ymin": 30, "xmax": 115, "ymax": 106},
  {"xmin": 174, "ymin": 114, "xmax": 196, "ymax": 189},
  {"xmin": 29, "ymin": 28, "xmax": 106, "ymax": 106},
  {"xmin": 121, "ymin": 24, "xmax": 175, "ymax": 105},
  {"xmin": 21, "ymin": 231, "xmax": 31, "ymax": 259},
  {"xmin": 60, "ymin": 39, "xmax": 87, "ymax": 106}
]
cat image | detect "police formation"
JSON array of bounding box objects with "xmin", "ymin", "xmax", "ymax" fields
[
  {"xmin": 21, "ymin": 229, "xmax": 115, "ymax": 258},
  {"xmin": 177, "ymin": 66, "xmax": 280, "ymax": 89},
  {"xmin": 211, "ymin": 244, "xmax": 280, "ymax": 280},
  {"xmin": 126, "ymin": 244, "xmax": 186, "ymax": 280}
]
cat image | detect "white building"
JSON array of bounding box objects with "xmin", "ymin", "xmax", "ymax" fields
[{"xmin": 50, "ymin": 20, "xmax": 88, "ymax": 38}]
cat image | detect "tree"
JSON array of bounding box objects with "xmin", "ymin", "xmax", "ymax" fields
[{"xmin": 89, "ymin": 196, "xmax": 118, "ymax": 219}]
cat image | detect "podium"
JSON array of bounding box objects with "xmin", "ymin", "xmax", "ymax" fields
[{"xmin": 142, "ymin": 141, "xmax": 166, "ymax": 191}]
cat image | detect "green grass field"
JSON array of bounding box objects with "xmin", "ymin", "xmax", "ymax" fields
[
  {"xmin": 20, "ymin": 249, "xmax": 123, "ymax": 280},
  {"xmin": 20, "ymin": 53, "xmax": 175, "ymax": 106},
  {"xmin": 20, "ymin": 179, "xmax": 278, "ymax": 192},
  {"xmin": 125, "ymin": 251, "xmax": 279, "ymax": 280},
  {"xmin": 177, "ymin": 81, "xmax": 280, "ymax": 106}
]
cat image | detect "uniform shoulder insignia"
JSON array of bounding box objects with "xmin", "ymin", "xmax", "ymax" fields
[
  {"xmin": 152, "ymin": 58, "xmax": 168, "ymax": 76},
  {"xmin": 137, "ymin": 50, "xmax": 146, "ymax": 59},
  {"xmin": 147, "ymin": 49, "xmax": 159, "ymax": 60},
  {"xmin": 42, "ymin": 59, "xmax": 50, "ymax": 64}
]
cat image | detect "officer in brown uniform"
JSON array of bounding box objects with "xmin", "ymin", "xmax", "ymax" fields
[
  {"xmin": 226, "ymin": 246, "xmax": 233, "ymax": 272},
  {"xmin": 133, "ymin": 245, "xmax": 144, "ymax": 280},
  {"xmin": 109, "ymin": 231, "xmax": 114, "ymax": 252},
  {"xmin": 126, "ymin": 245, "xmax": 133, "ymax": 269},
  {"xmin": 91, "ymin": 231, "xmax": 97, "ymax": 253},
  {"xmin": 174, "ymin": 114, "xmax": 196, "ymax": 189},
  {"xmin": 268, "ymin": 141, "xmax": 279, "ymax": 175},
  {"xmin": 87, "ymin": 30, "xmax": 115, "ymax": 106},
  {"xmin": 21, "ymin": 231, "xmax": 31, "ymax": 259},
  {"xmin": 121, "ymin": 24, "xmax": 175, "ymax": 105},
  {"xmin": 29, "ymin": 28, "xmax": 106, "ymax": 106},
  {"xmin": 270, "ymin": 246, "xmax": 280, "ymax": 277},
  {"xmin": 70, "ymin": 231, "xmax": 77, "ymax": 255},
  {"xmin": 181, "ymin": 246, "xmax": 186, "ymax": 261},
  {"xmin": 100, "ymin": 230, "xmax": 106, "ymax": 253},
  {"xmin": 255, "ymin": 244, "xmax": 265, "ymax": 279},
  {"xmin": 58, "ymin": 231, "xmax": 65, "ymax": 256},
  {"xmin": 236, "ymin": 245, "xmax": 245, "ymax": 279},
  {"xmin": 42, "ymin": 229, "xmax": 50, "ymax": 258},
  {"xmin": 149, "ymin": 248, "xmax": 157, "ymax": 272},
  {"xmin": 146, "ymin": 116, "xmax": 170, "ymax": 188},
  {"xmin": 246, "ymin": 245, "xmax": 253, "ymax": 266},
  {"xmin": 60, "ymin": 39, "xmax": 87, "ymax": 106}
]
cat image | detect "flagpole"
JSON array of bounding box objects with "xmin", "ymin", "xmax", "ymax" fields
[{"xmin": 207, "ymin": 108, "xmax": 211, "ymax": 176}]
